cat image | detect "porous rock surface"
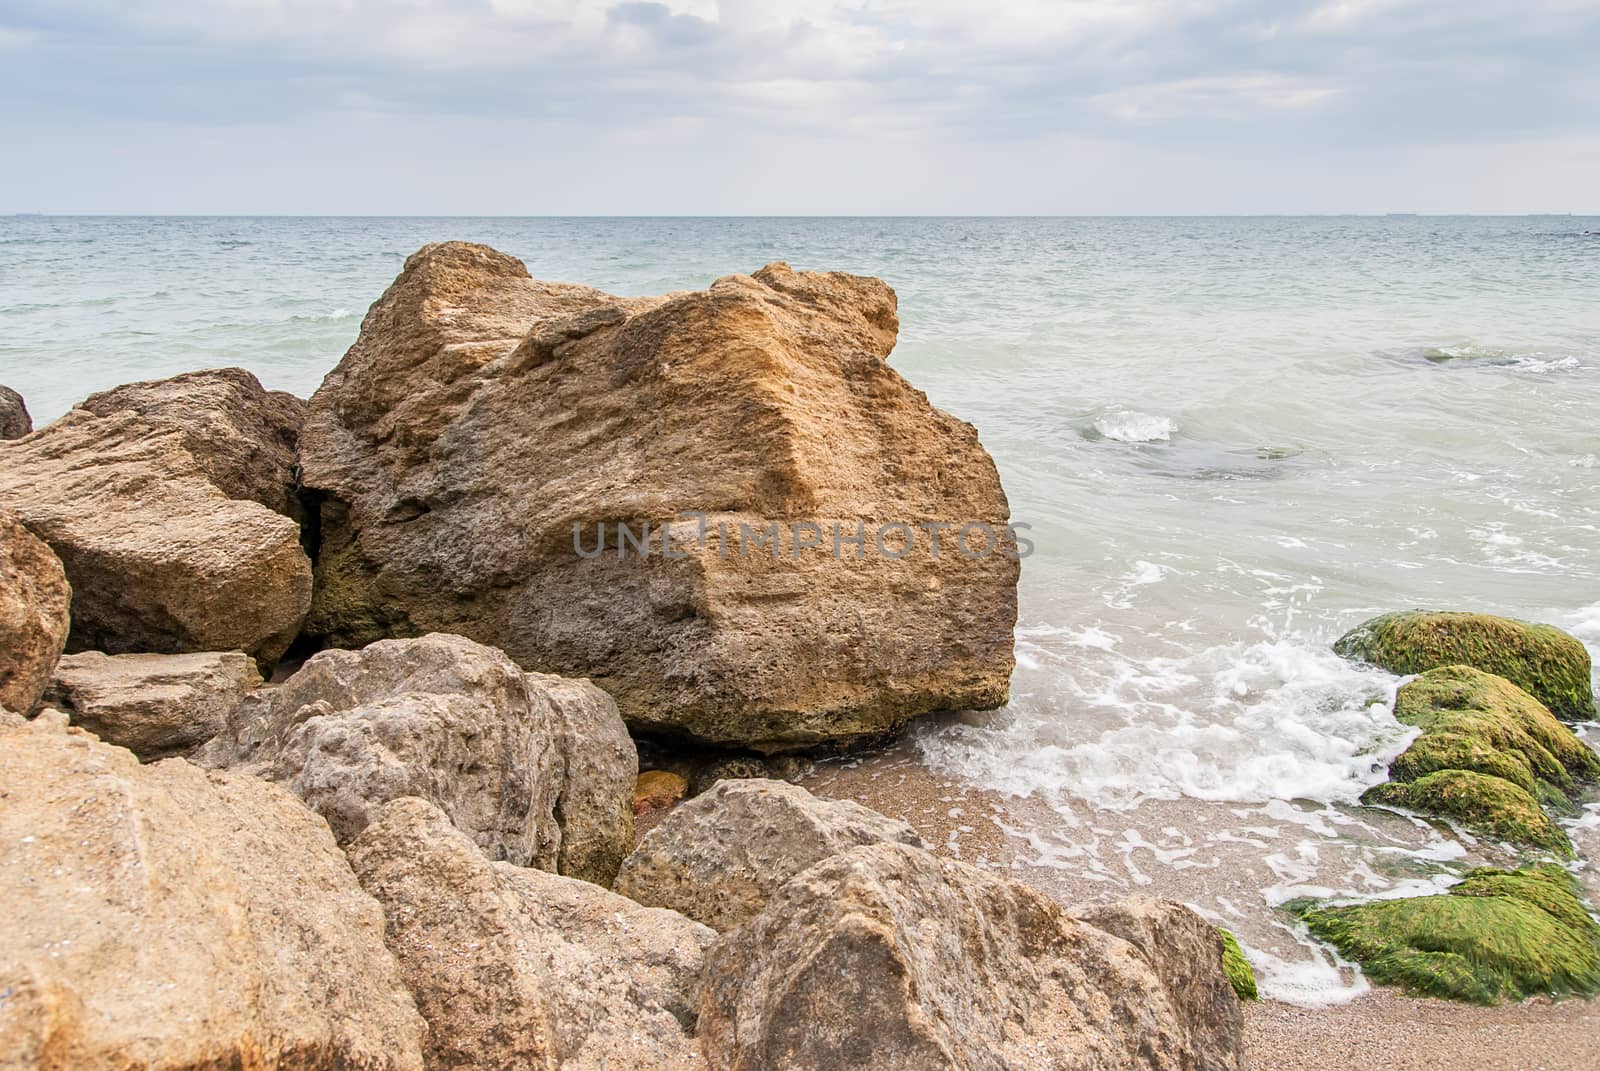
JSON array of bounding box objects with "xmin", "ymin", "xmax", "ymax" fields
[
  {"xmin": 0, "ymin": 406, "xmax": 311, "ymax": 666},
  {"xmin": 298, "ymin": 241, "xmax": 1019, "ymax": 751},
  {"xmin": 43, "ymin": 649, "xmax": 262, "ymax": 760},
  {"xmin": 197, "ymin": 632, "xmax": 635, "ymax": 882},
  {"xmin": 0, "ymin": 509, "xmax": 71, "ymax": 714},
  {"xmin": 0, "ymin": 385, "xmax": 30, "ymax": 440},
  {"xmin": 0, "ymin": 712, "xmax": 426, "ymax": 1071},
  {"xmin": 348, "ymin": 797, "xmax": 713, "ymax": 1071},
  {"xmin": 617, "ymin": 777, "xmax": 927, "ymax": 931},
  {"xmin": 79, "ymin": 367, "xmax": 308, "ymax": 519},
  {"xmin": 698, "ymin": 842, "xmax": 1246, "ymax": 1071}
]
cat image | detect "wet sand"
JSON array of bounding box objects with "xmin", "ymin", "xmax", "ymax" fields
[{"xmin": 800, "ymin": 740, "xmax": 1600, "ymax": 1071}]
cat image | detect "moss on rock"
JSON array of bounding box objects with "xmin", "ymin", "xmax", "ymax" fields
[
  {"xmin": 1389, "ymin": 666, "xmax": 1600, "ymax": 801},
  {"xmin": 1361, "ymin": 769, "xmax": 1573, "ymax": 857},
  {"xmin": 1334, "ymin": 611, "xmax": 1597, "ymax": 723},
  {"xmin": 1218, "ymin": 928, "xmax": 1258, "ymax": 1001},
  {"xmin": 1295, "ymin": 864, "xmax": 1600, "ymax": 1004}
]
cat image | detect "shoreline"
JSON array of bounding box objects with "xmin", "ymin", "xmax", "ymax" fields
[{"xmin": 800, "ymin": 737, "xmax": 1600, "ymax": 1071}]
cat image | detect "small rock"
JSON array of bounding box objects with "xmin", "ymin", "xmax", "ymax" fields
[
  {"xmin": 348, "ymin": 797, "xmax": 712, "ymax": 1071},
  {"xmin": 0, "ymin": 510, "xmax": 71, "ymax": 715},
  {"xmin": 616, "ymin": 778, "xmax": 927, "ymax": 932},
  {"xmin": 689, "ymin": 754, "xmax": 770, "ymax": 796},
  {"xmin": 0, "ymin": 384, "xmax": 31, "ymax": 439},
  {"xmin": 43, "ymin": 650, "xmax": 262, "ymax": 760},
  {"xmin": 635, "ymin": 769, "xmax": 691, "ymax": 838}
]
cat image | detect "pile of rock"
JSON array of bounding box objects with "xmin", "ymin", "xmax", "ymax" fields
[{"xmin": 1, "ymin": 250, "xmax": 1256, "ymax": 1069}]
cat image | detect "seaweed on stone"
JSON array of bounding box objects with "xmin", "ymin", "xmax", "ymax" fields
[
  {"xmin": 1361, "ymin": 769, "xmax": 1573, "ymax": 858},
  {"xmin": 1218, "ymin": 928, "xmax": 1258, "ymax": 1001},
  {"xmin": 1333, "ymin": 611, "xmax": 1597, "ymax": 723},
  {"xmin": 1294, "ymin": 864, "xmax": 1600, "ymax": 1005}
]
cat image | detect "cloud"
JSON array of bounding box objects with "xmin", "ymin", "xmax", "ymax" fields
[{"xmin": 0, "ymin": 1, "xmax": 1597, "ymax": 211}]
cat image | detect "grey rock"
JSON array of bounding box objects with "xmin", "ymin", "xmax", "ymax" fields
[
  {"xmin": 0, "ymin": 385, "xmax": 30, "ymax": 439},
  {"xmin": 616, "ymin": 778, "xmax": 926, "ymax": 932},
  {"xmin": 197, "ymin": 632, "xmax": 635, "ymax": 882}
]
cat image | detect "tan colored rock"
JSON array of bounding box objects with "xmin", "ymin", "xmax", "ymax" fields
[
  {"xmin": 299, "ymin": 241, "xmax": 1018, "ymax": 751},
  {"xmin": 0, "ymin": 385, "xmax": 30, "ymax": 440},
  {"xmin": 80, "ymin": 367, "xmax": 308, "ymax": 519},
  {"xmin": 699, "ymin": 843, "xmax": 1245, "ymax": 1071},
  {"xmin": 1071, "ymin": 899, "xmax": 1247, "ymax": 1066},
  {"xmin": 43, "ymin": 649, "xmax": 262, "ymax": 760},
  {"xmin": 636, "ymin": 769, "xmax": 691, "ymax": 837},
  {"xmin": 348, "ymin": 797, "xmax": 714, "ymax": 1071},
  {"xmin": 0, "ymin": 510, "xmax": 71, "ymax": 715},
  {"xmin": 197, "ymin": 633, "xmax": 635, "ymax": 882},
  {"xmin": 617, "ymin": 778, "xmax": 927, "ymax": 931},
  {"xmin": 0, "ymin": 713, "xmax": 425, "ymax": 1071},
  {"xmin": 0, "ymin": 408, "xmax": 311, "ymax": 666}
]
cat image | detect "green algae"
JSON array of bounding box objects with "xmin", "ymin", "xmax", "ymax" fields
[
  {"xmin": 1361, "ymin": 769, "xmax": 1573, "ymax": 857},
  {"xmin": 1218, "ymin": 928, "xmax": 1258, "ymax": 1001},
  {"xmin": 1334, "ymin": 611, "xmax": 1597, "ymax": 723},
  {"xmin": 1295, "ymin": 864, "xmax": 1600, "ymax": 1005},
  {"xmin": 1389, "ymin": 666, "xmax": 1600, "ymax": 801}
]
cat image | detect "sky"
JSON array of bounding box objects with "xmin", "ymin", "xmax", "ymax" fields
[{"xmin": 2, "ymin": 0, "xmax": 1599, "ymax": 215}]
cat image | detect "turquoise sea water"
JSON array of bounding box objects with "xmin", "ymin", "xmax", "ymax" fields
[{"xmin": 4, "ymin": 215, "xmax": 1599, "ymax": 999}]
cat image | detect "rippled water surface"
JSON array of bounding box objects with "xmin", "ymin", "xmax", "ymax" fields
[{"xmin": 4, "ymin": 215, "xmax": 1598, "ymax": 1000}]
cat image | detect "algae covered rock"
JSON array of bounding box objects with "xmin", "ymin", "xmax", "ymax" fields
[
  {"xmin": 1362, "ymin": 769, "xmax": 1572, "ymax": 857},
  {"xmin": 1359, "ymin": 666, "xmax": 1598, "ymax": 856},
  {"xmin": 1295, "ymin": 864, "xmax": 1600, "ymax": 1004},
  {"xmin": 1335, "ymin": 610, "xmax": 1596, "ymax": 722},
  {"xmin": 1387, "ymin": 666, "xmax": 1599, "ymax": 801},
  {"xmin": 298, "ymin": 242, "xmax": 1019, "ymax": 751}
]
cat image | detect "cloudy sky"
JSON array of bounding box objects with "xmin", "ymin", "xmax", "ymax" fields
[{"xmin": 3, "ymin": 0, "xmax": 1598, "ymax": 214}]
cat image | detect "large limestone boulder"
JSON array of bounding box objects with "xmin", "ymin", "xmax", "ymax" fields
[
  {"xmin": 79, "ymin": 367, "xmax": 308, "ymax": 519},
  {"xmin": 1335, "ymin": 610, "xmax": 1596, "ymax": 722},
  {"xmin": 0, "ymin": 713, "xmax": 425, "ymax": 1071},
  {"xmin": 0, "ymin": 407, "xmax": 311, "ymax": 666},
  {"xmin": 299, "ymin": 241, "xmax": 1019, "ymax": 751},
  {"xmin": 0, "ymin": 385, "xmax": 30, "ymax": 439},
  {"xmin": 348, "ymin": 797, "xmax": 714, "ymax": 1071},
  {"xmin": 617, "ymin": 778, "xmax": 927, "ymax": 931},
  {"xmin": 0, "ymin": 510, "xmax": 71, "ymax": 714},
  {"xmin": 44, "ymin": 649, "xmax": 262, "ymax": 760},
  {"xmin": 699, "ymin": 843, "xmax": 1245, "ymax": 1071},
  {"xmin": 197, "ymin": 632, "xmax": 635, "ymax": 882}
]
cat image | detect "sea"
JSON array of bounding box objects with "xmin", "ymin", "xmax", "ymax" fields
[{"xmin": 4, "ymin": 215, "xmax": 1598, "ymax": 1002}]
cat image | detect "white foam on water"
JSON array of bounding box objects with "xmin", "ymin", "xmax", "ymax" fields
[
  {"xmin": 918, "ymin": 630, "xmax": 1409, "ymax": 811},
  {"xmin": 1248, "ymin": 938, "xmax": 1371, "ymax": 1006},
  {"xmin": 1091, "ymin": 408, "xmax": 1176, "ymax": 443}
]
